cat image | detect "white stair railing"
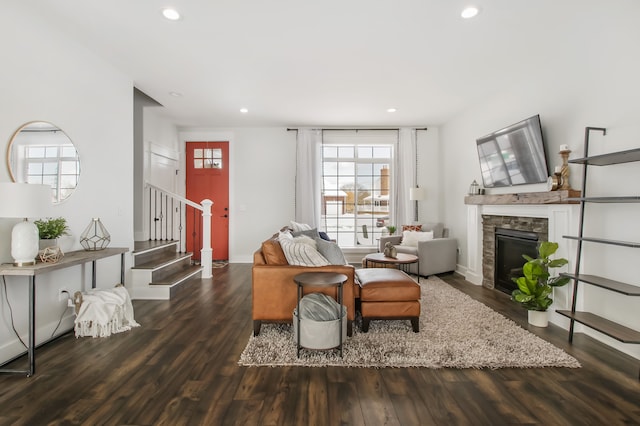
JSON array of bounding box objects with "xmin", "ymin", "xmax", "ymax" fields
[{"xmin": 145, "ymin": 182, "xmax": 212, "ymax": 278}]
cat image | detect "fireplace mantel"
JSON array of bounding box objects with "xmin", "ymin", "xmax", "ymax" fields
[{"xmin": 464, "ymin": 189, "xmax": 581, "ymax": 205}]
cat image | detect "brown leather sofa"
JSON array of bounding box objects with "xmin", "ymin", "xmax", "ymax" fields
[{"xmin": 252, "ymin": 237, "xmax": 359, "ymax": 336}]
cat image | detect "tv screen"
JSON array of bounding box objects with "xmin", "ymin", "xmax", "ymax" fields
[{"xmin": 476, "ymin": 115, "xmax": 549, "ymax": 188}]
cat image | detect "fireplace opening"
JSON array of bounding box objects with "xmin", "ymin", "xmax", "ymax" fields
[{"xmin": 494, "ymin": 228, "xmax": 539, "ymax": 295}]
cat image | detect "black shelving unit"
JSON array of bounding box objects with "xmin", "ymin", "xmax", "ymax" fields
[{"xmin": 559, "ymin": 127, "xmax": 640, "ymax": 379}]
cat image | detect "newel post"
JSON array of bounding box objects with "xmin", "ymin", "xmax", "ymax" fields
[{"xmin": 200, "ymin": 199, "xmax": 213, "ymax": 279}]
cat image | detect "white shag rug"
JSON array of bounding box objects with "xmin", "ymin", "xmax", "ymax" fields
[{"xmin": 238, "ymin": 276, "xmax": 581, "ymax": 369}]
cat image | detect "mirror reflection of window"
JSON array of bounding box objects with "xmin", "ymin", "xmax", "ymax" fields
[{"xmin": 7, "ymin": 121, "xmax": 80, "ymax": 203}]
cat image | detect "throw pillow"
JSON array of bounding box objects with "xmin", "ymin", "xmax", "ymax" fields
[
  {"xmin": 318, "ymin": 231, "xmax": 331, "ymax": 241},
  {"xmin": 400, "ymin": 230, "xmax": 434, "ymax": 247},
  {"xmin": 292, "ymin": 227, "xmax": 320, "ymax": 240},
  {"xmin": 278, "ymin": 230, "xmax": 293, "ymax": 241},
  {"xmin": 315, "ymin": 238, "xmax": 347, "ymax": 265},
  {"xmin": 402, "ymin": 224, "xmax": 423, "ymax": 232},
  {"xmin": 290, "ymin": 220, "xmax": 312, "ymax": 232},
  {"xmin": 261, "ymin": 239, "xmax": 288, "ymax": 265},
  {"xmin": 292, "ymin": 234, "xmax": 317, "ymax": 249},
  {"xmin": 279, "ymin": 237, "xmax": 330, "ymax": 266}
]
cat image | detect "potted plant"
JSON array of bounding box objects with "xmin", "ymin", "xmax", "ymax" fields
[
  {"xmin": 511, "ymin": 241, "xmax": 570, "ymax": 327},
  {"xmin": 35, "ymin": 217, "xmax": 70, "ymax": 250},
  {"xmin": 386, "ymin": 225, "xmax": 397, "ymax": 235}
]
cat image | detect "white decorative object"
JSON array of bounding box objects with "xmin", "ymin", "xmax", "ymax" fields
[
  {"xmin": 528, "ymin": 310, "xmax": 549, "ymax": 327},
  {"xmin": 0, "ymin": 183, "xmax": 51, "ymax": 266}
]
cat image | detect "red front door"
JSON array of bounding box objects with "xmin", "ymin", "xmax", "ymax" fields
[{"xmin": 185, "ymin": 141, "xmax": 229, "ymax": 261}]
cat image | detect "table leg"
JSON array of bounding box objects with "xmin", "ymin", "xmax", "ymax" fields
[
  {"xmin": 28, "ymin": 276, "xmax": 35, "ymax": 377},
  {"xmin": 92, "ymin": 260, "xmax": 97, "ymax": 288},
  {"xmin": 338, "ymin": 283, "xmax": 343, "ymax": 358},
  {"xmin": 296, "ymin": 284, "xmax": 302, "ymax": 358},
  {"xmin": 120, "ymin": 253, "xmax": 125, "ymax": 284}
]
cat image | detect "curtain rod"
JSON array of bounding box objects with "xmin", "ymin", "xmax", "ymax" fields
[{"xmin": 286, "ymin": 127, "xmax": 428, "ymax": 132}]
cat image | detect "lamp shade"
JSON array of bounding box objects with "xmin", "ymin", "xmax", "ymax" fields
[
  {"xmin": 409, "ymin": 187, "xmax": 426, "ymax": 201},
  {"xmin": 0, "ymin": 183, "xmax": 52, "ymax": 266},
  {"xmin": 0, "ymin": 183, "xmax": 51, "ymax": 218}
]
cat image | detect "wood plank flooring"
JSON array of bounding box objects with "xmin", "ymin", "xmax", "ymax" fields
[{"xmin": 1, "ymin": 264, "xmax": 639, "ymax": 425}]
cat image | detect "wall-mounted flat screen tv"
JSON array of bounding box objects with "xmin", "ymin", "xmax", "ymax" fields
[{"xmin": 476, "ymin": 114, "xmax": 549, "ymax": 188}]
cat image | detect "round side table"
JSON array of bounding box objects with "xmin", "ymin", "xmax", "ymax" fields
[
  {"xmin": 293, "ymin": 272, "xmax": 348, "ymax": 358},
  {"xmin": 363, "ymin": 252, "xmax": 420, "ymax": 282}
]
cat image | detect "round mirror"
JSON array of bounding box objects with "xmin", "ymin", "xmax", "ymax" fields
[{"xmin": 6, "ymin": 121, "xmax": 80, "ymax": 204}]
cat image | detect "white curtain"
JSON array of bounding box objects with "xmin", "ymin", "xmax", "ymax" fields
[
  {"xmin": 394, "ymin": 128, "xmax": 416, "ymax": 226},
  {"xmin": 295, "ymin": 128, "xmax": 323, "ymax": 228}
]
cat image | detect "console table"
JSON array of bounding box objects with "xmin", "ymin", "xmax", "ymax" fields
[{"xmin": 0, "ymin": 247, "xmax": 128, "ymax": 377}]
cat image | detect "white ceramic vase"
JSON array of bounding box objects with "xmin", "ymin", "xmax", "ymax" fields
[{"xmin": 528, "ymin": 310, "xmax": 549, "ymax": 327}]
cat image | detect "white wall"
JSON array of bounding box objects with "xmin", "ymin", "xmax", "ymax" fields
[
  {"xmin": 440, "ymin": 3, "xmax": 640, "ymax": 359},
  {"xmin": 0, "ymin": 4, "xmax": 134, "ymax": 364},
  {"xmin": 178, "ymin": 127, "xmax": 297, "ymax": 262}
]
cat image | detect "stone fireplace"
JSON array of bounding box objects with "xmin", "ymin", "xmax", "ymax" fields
[
  {"xmin": 464, "ymin": 191, "xmax": 579, "ymax": 293},
  {"xmin": 482, "ymin": 215, "xmax": 548, "ymax": 292}
]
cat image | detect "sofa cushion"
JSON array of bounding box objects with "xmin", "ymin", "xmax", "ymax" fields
[
  {"xmin": 290, "ymin": 220, "xmax": 312, "ymax": 232},
  {"xmin": 293, "ymin": 234, "xmax": 317, "ymax": 248},
  {"xmin": 292, "ymin": 227, "xmax": 320, "ymax": 239},
  {"xmin": 315, "ymin": 237, "xmax": 347, "ymax": 265},
  {"xmin": 280, "ymin": 237, "xmax": 330, "ymax": 266},
  {"xmin": 261, "ymin": 239, "xmax": 288, "ymax": 265},
  {"xmin": 400, "ymin": 230, "xmax": 434, "ymax": 247},
  {"xmin": 395, "ymin": 245, "xmax": 418, "ymax": 255},
  {"xmin": 402, "ymin": 224, "xmax": 422, "ymax": 232},
  {"xmin": 422, "ymin": 222, "xmax": 444, "ymax": 238}
]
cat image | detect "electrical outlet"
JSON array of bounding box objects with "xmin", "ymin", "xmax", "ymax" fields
[{"xmin": 58, "ymin": 287, "xmax": 69, "ymax": 302}]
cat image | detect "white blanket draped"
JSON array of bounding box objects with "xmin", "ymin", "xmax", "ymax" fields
[{"xmin": 74, "ymin": 286, "xmax": 140, "ymax": 338}]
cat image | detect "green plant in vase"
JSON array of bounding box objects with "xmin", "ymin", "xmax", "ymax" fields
[
  {"xmin": 511, "ymin": 241, "xmax": 570, "ymax": 326},
  {"xmin": 34, "ymin": 217, "xmax": 70, "ymax": 248},
  {"xmin": 386, "ymin": 225, "xmax": 397, "ymax": 235}
]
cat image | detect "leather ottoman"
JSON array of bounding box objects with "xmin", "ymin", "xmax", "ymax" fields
[{"xmin": 355, "ymin": 268, "xmax": 421, "ymax": 333}]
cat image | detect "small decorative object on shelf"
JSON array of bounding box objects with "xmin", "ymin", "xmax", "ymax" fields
[
  {"xmin": 39, "ymin": 246, "xmax": 64, "ymax": 264},
  {"xmin": 559, "ymin": 145, "xmax": 572, "ymax": 190},
  {"xmin": 80, "ymin": 218, "xmax": 111, "ymax": 251},
  {"xmin": 468, "ymin": 180, "xmax": 480, "ymax": 195},
  {"xmin": 383, "ymin": 242, "xmax": 398, "ymax": 259}
]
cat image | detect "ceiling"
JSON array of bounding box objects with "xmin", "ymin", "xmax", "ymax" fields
[{"xmin": 25, "ymin": 1, "xmax": 593, "ymax": 128}]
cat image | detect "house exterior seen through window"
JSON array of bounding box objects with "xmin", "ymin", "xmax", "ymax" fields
[{"xmin": 321, "ymin": 130, "xmax": 396, "ymax": 247}]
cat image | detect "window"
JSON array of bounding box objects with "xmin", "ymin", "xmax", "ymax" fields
[
  {"xmin": 25, "ymin": 144, "xmax": 80, "ymax": 203},
  {"xmin": 321, "ymin": 130, "xmax": 396, "ymax": 247}
]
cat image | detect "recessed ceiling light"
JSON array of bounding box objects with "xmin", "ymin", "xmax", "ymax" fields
[
  {"xmin": 169, "ymin": 91, "xmax": 182, "ymax": 97},
  {"xmin": 387, "ymin": 108, "xmax": 397, "ymax": 113},
  {"xmin": 461, "ymin": 6, "xmax": 479, "ymax": 19},
  {"xmin": 240, "ymin": 108, "xmax": 249, "ymax": 113},
  {"xmin": 162, "ymin": 8, "xmax": 181, "ymax": 21}
]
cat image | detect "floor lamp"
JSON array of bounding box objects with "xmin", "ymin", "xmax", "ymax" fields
[
  {"xmin": 409, "ymin": 186, "xmax": 426, "ymax": 222},
  {"xmin": 0, "ymin": 183, "xmax": 51, "ymax": 266}
]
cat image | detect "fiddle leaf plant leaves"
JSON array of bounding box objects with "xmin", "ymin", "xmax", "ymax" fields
[{"xmin": 511, "ymin": 241, "xmax": 570, "ymax": 311}]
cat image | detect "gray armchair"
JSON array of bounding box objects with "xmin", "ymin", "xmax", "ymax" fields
[{"xmin": 378, "ymin": 222, "xmax": 457, "ymax": 277}]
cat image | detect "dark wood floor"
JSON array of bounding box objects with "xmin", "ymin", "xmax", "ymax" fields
[{"xmin": 1, "ymin": 264, "xmax": 639, "ymax": 425}]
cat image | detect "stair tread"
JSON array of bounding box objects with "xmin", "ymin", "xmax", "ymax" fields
[
  {"xmin": 151, "ymin": 265, "xmax": 202, "ymax": 286},
  {"xmin": 133, "ymin": 240, "xmax": 179, "ymax": 255},
  {"xmin": 132, "ymin": 252, "xmax": 193, "ymax": 270}
]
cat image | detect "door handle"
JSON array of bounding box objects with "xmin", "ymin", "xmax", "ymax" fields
[{"xmin": 221, "ymin": 214, "xmax": 228, "ymax": 218}]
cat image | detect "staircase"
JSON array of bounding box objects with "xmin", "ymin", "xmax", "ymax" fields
[{"xmin": 129, "ymin": 240, "xmax": 203, "ymax": 300}]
